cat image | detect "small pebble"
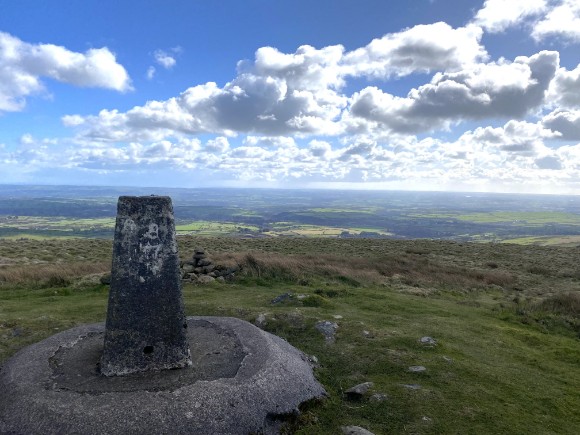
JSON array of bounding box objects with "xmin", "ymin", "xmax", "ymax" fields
[
  {"xmin": 341, "ymin": 426, "xmax": 375, "ymax": 435},
  {"xmin": 402, "ymin": 384, "xmax": 422, "ymax": 390},
  {"xmin": 408, "ymin": 365, "xmax": 427, "ymax": 373},
  {"xmin": 345, "ymin": 381, "xmax": 374, "ymax": 398}
]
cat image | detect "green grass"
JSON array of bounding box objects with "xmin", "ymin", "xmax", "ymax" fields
[
  {"xmin": 1, "ymin": 237, "xmax": 579, "ymax": 434},
  {"xmin": 175, "ymin": 220, "xmax": 259, "ymax": 234},
  {"xmin": 455, "ymin": 211, "xmax": 580, "ymax": 225}
]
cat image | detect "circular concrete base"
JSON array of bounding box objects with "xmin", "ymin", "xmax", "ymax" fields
[{"xmin": 0, "ymin": 317, "xmax": 326, "ymax": 434}]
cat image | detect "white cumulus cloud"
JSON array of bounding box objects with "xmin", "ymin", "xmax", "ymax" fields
[
  {"xmin": 546, "ymin": 63, "xmax": 580, "ymax": 109},
  {"xmin": 349, "ymin": 51, "xmax": 559, "ymax": 133},
  {"xmin": 154, "ymin": 49, "xmax": 177, "ymax": 69},
  {"xmin": 0, "ymin": 31, "xmax": 132, "ymax": 113},
  {"xmin": 542, "ymin": 110, "xmax": 580, "ymax": 140},
  {"xmin": 473, "ymin": 0, "xmax": 548, "ymax": 33},
  {"xmin": 342, "ymin": 22, "xmax": 487, "ymax": 78},
  {"xmin": 532, "ymin": 0, "xmax": 580, "ymax": 42}
]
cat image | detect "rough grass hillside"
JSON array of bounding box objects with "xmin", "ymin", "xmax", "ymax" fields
[{"xmin": 1, "ymin": 236, "xmax": 579, "ymax": 434}]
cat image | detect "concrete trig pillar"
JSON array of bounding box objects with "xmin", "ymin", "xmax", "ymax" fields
[{"xmin": 100, "ymin": 196, "xmax": 191, "ymax": 376}]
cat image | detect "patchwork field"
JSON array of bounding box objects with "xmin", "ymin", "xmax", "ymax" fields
[
  {"xmin": 1, "ymin": 236, "xmax": 578, "ymax": 434},
  {"xmin": 2, "ymin": 186, "xmax": 580, "ymax": 244}
]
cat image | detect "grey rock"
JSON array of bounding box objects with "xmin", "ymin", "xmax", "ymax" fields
[
  {"xmin": 419, "ymin": 336, "xmax": 437, "ymax": 346},
  {"xmin": 198, "ymin": 258, "xmax": 212, "ymax": 267},
  {"xmin": 271, "ymin": 292, "xmax": 293, "ymax": 304},
  {"xmin": 216, "ymin": 276, "xmax": 225, "ymax": 283},
  {"xmin": 202, "ymin": 265, "xmax": 215, "ymax": 274},
  {"xmin": 255, "ymin": 313, "xmax": 267, "ymax": 329},
  {"xmin": 408, "ymin": 366, "xmax": 427, "ymax": 373},
  {"xmin": 341, "ymin": 425, "xmax": 375, "ymax": 435},
  {"xmin": 194, "ymin": 247, "xmax": 205, "ymax": 255},
  {"xmin": 345, "ymin": 381, "xmax": 374, "ymax": 398},
  {"xmin": 402, "ymin": 384, "xmax": 422, "ymax": 390},
  {"xmin": 315, "ymin": 320, "xmax": 338, "ymax": 342},
  {"xmin": 369, "ymin": 393, "xmax": 388, "ymax": 402},
  {"xmin": 101, "ymin": 196, "xmax": 191, "ymax": 376},
  {"xmin": 197, "ymin": 275, "xmax": 215, "ymax": 284},
  {"xmin": 99, "ymin": 273, "xmax": 111, "ymax": 285},
  {"xmin": 308, "ymin": 354, "xmax": 319, "ymax": 366},
  {"xmin": 182, "ymin": 263, "xmax": 195, "ymax": 273}
]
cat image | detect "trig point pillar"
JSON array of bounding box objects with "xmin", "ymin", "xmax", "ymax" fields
[{"xmin": 100, "ymin": 195, "xmax": 192, "ymax": 376}]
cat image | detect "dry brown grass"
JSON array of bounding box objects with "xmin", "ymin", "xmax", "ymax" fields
[
  {"xmin": 0, "ymin": 261, "xmax": 109, "ymax": 287},
  {"xmin": 539, "ymin": 292, "xmax": 580, "ymax": 316},
  {"xmin": 211, "ymin": 250, "xmax": 516, "ymax": 291}
]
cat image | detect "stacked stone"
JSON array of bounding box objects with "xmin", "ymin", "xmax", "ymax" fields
[{"xmin": 180, "ymin": 248, "xmax": 237, "ymax": 283}]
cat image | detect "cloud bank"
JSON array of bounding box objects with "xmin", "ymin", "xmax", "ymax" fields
[{"xmin": 2, "ymin": 1, "xmax": 580, "ymax": 193}]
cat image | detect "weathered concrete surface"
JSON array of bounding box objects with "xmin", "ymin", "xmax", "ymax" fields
[
  {"xmin": 0, "ymin": 316, "xmax": 326, "ymax": 434},
  {"xmin": 101, "ymin": 196, "xmax": 191, "ymax": 376}
]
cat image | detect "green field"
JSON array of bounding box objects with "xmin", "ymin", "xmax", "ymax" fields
[
  {"xmin": 1, "ymin": 236, "xmax": 578, "ymax": 434},
  {"xmin": 455, "ymin": 211, "xmax": 580, "ymax": 225}
]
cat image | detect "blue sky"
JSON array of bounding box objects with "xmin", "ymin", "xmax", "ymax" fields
[{"xmin": 1, "ymin": 0, "xmax": 580, "ymax": 193}]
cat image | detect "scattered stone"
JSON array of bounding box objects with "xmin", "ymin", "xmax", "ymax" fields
[
  {"xmin": 308, "ymin": 354, "xmax": 319, "ymax": 366},
  {"xmin": 197, "ymin": 275, "xmax": 215, "ymax": 284},
  {"xmin": 341, "ymin": 426, "xmax": 375, "ymax": 435},
  {"xmin": 443, "ymin": 356, "xmax": 453, "ymax": 363},
  {"xmin": 182, "ymin": 264, "xmax": 195, "ymax": 273},
  {"xmin": 402, "ymin": 384, "xmax": 422, "ymax": 390},
  {"xmin": 422, "ymin": 416, "xmax": 433, "ymax": 422},
  {"xmin": 296, "ymin": 294, "xmax": 307, "ymax": 300},
  {"xmin": 216, "ymin": 276, "xmax": 225, "ymax": 283},
  {"xmin": 255, "ymin": 313, "xmax": 267, "ymax": 329},
  {"xmin": 315, "ymin": 320, "xmax": 338, "ymax": 342},
  {"xmin": 99, "ymin": 273, "xmax": 111, "ymax": 285},
  {"xmin": 333, "ymin": 314, "xmax": 343, "ymax": 319},
  {"xmin": 362, "ymin": 330, "xmax": 374, "ymax": 338},
  {"xmin": 345, "ymin": 381, "xmax": 373, "ymax": 399},
  {"xmin": 369, "ymin": 393, "xmax": 388, "ymax": 402},
  {"xmin": 419, "ymin": 336, "xmax": 437, "ymax": 346},
  {"xmin": 408, "ymin": 366, "xmax": 427, "ymax": 373},
  {"xmin": 271, "ymin": 292, "xmax": 293, "ymax": 304}
]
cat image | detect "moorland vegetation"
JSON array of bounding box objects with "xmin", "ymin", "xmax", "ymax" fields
[{"xmin": 1, "ymin": 236, "xmax": 579, "ymax": 433}]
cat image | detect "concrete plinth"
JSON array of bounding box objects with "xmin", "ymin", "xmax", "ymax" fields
[{"xmin": 0, "ymin": 316, "xmax": 326, "ymax": 434}]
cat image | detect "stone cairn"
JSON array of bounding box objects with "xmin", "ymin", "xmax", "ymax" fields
[{"xmin": 180, "ymin": 248, "xmax": 238, "ymax": 283}]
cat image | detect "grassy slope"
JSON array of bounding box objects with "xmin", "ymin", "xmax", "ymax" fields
[{"xmin": 0, "ymin": 237, "xmax": 579, "ymax": 434}]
